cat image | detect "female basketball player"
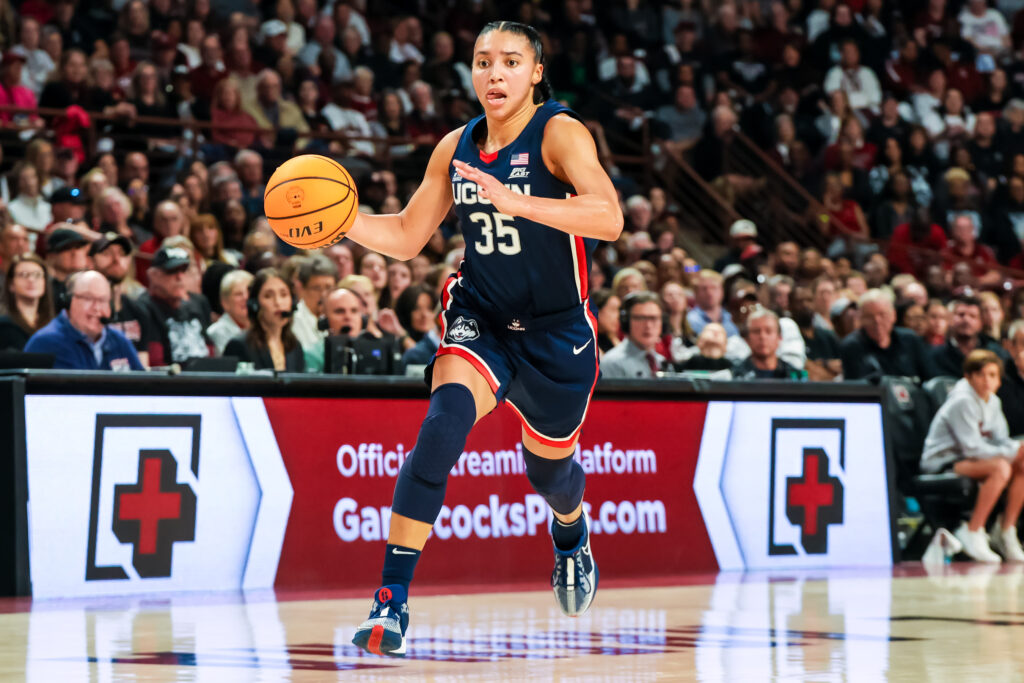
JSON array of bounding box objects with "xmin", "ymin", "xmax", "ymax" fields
[{"xmin": 345, "ymin": 21, "xmax": 623, "ymax": 657}]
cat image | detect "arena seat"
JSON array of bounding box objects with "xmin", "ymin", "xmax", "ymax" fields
[{"xmin": 880, "ymin": 376, "xmax": 976, "ymax": 535}]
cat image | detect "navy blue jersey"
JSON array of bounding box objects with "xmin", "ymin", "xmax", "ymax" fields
[{"xmin": 450, "ymin": 100, "xmax": 597, "ymax": 320}]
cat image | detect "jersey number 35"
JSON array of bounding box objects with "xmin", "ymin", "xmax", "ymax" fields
[{"xmin": 470, "ymin": 211, "xmax": 522, "ymax": 256}]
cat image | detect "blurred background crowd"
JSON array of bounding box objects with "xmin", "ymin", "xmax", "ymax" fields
[{"xmin": 2, "ymin": 0, "xmax": 1024, "ymax": 387}]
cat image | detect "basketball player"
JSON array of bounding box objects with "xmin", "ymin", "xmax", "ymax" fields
[{"xmin": 345, "ymin": 21, "xmax": 623, "ymax": 657}]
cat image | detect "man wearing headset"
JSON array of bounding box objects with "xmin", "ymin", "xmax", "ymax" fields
[
  {"xmin": 601, "ymin": 291, "xmax": 667, "ymax": 379},
  {"xmin": 24, "ymin": 270, "xmax": 143, "ymax": 370},
  {"xmin": 304, "ymin": 285, "xmax": 401, "ymax": 374}
]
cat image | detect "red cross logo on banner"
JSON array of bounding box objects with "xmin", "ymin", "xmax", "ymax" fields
[
  {"xmin": 785, "ymin": 448, "xmax": 844, "ymax": 554},
  {"xmin": 112, "ymin": 449, "xmax": 197, "ymax": 578}
]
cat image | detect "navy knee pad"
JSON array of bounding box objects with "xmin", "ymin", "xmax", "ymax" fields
[
  {"xmin": 391, "ymin": 383, "xmax": 476, "ymax": 524},
  {"xmin": 523, "ymin": 446, "xmax": 585, "ymax": 516}
]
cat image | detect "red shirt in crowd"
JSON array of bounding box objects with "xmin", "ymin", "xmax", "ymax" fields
[
  {"xmin": 941, "ymin": 241, "xmax": 999, "ymax": 278},
  {"xmin": 887, "ymin": 221, "xmax": 947, "ymax": 277},
  {"xmin": 823, "ymin": 141, "xmax": 877, "ymax": 171},
  {"xmin": 190, "ymin": 65, "xmax": 226, "ymax": 103},
  {"xmin": 0, "ymin": 81, "xmax": 38, "ymax": 123},
  {"xmin": 828, "ymin": 199, "xmax": 864, "ymax": 237},
  {"xmin": 211, "ymin": 107, "xmax": 260, "ymax": 149}
]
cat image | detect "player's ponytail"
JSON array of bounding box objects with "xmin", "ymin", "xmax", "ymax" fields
[{"xmin": 479, "ymin": 20, "xmax": 551, "ymax": 104}]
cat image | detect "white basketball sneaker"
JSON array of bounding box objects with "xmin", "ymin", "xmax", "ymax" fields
[
  {"xmin": 955, "ymin": 522, "xmax": 1002, "ymax": 563},
  {"xmin": 990, "ymin": 520, "xmax": 1024, "ymax": 562}
]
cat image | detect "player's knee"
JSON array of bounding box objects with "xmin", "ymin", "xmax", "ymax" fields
[
  {"xmin": 405, "ymin": 384, "xmax": 476, "ymax": 485},
  {"xmin": 523, "ymin": 447, "xmax": 585, "ymax": 515}
]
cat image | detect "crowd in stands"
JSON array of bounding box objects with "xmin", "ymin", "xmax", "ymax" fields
[{"xmin": 2, "ymin": 0, "xmax": 1024, "ymax": 389}]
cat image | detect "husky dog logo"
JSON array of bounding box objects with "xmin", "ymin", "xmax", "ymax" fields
[{"xmin": 447, "ymin": 316, "xmax": 480, "ymax": 343}]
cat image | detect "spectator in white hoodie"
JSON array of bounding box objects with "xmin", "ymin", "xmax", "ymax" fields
[{"xmin": 921, "ymin": 350, "xmax": 1024, "ymax": 563}]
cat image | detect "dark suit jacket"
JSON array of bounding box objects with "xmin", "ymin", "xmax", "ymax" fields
[
  {"xmin": 224, "ymin": 334, "xmax": 305, "ymax": 373},
  {"xmin": 840, "ymin": 327, "xmax": 935, "ymax": 381},
  {"xmin": 929, "ymin": 335, "xmax": 1009, "ymax": 378}
]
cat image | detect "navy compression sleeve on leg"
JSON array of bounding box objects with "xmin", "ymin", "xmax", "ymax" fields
[
  {"xmin": 522, "ymin": 445, "xmax": 586, "ymax": 516},
  {"xmin": 390, "ymin": 383, "xmax": 477, "ymax": 524}
]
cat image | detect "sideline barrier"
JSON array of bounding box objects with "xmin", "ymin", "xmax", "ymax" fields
[{"xmin": 0, "ymin": 371, "xmax": 898, "ymax": 598}]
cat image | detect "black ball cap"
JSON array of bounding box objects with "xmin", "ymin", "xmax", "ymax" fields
[
  {"xmin": 151, "ymin": 245, "xmax": 192, "ymax": 272},
  {"xmin": 89, "ymin": 231, "xmax": 133, "ymax": 257},
  {"xmin": 48, "ymin": 186, "xmax": 87, "ymax": 205},
  {"xmin": 46, "ymin": 228, "xmax": 90, "ymax": 253}
]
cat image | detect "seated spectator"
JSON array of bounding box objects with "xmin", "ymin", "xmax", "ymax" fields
[
  {"xmin": 24, "ymin": 270, "xmax": 142, "ymax": 370},
  {"xmin": 45, "ymin": 227, "xmax": 90, "ymax": 303},
  {"xmin": 816, "ymin": 172, "xmax": 869, "ymax": 242},
  {"xmin": 210, "ymin": 78, "xmax": 261, "ymax": 150},
  {"xmin": 207, "ymin": 269, "xmax": 253, "ymax": 354},
  {"xmin": 224, "ymin": 268, "xmax": 304, "ymax": 372},
  {"xmin": 998, "ymin": 320, "xmax": 1024, "ymax": 437},
  {"xmin": 931, "ymin": 295, "xmax": 1010, "ymax": 377},
  {"xmin": 831, "ymin": 297, "xmax": 861, "ymax": 339},
  {"xmin": 661, "ymin": 281, "xmax": 695, "ymax": 365},
  {"xmin": 611, "ymin": 266, "xmax": 646, "ymax": 301},
  {"xmin": 686, "ymin": 269, "xmax": 738, "ymax": 337},
  {"xmin": 790, "ymin": 285, "xmax": 841, "ymax": 381},
  {"xmin": 732, "ymin": 307, "xmax": 802, "ymax": 380},
  {"xmin": 959, "ymin": 0, "xmax": 1011, "ymax": 59},
  {"xmin": 979, "ymin": 291, "xmax": 1005, "ymax": 342},
  {"xmin": 823, "ymin": 40, "xmax": 882, "ymax": 113},
  {"xmin": 811, "ymin": 275, "xmax": 837, "ymax": 330},
  {"xmin": 188, "ymin": 213, "xmax": 239, "ymax": 271},
  {"xmin": 0, "ymin": 223, "xmax": 30, "ymax": 302},
  {"xmin": 655, "ymin": 84, "xmax": 706, "ymax": 157},
  {"xmin": 90, "ymin": 232, "xmax": 150, "ymax": 363},
  {"xmin": 592, "ymin": 289, "xmax": 621, "ymax": 357},
  {"xmin": 725, "ymin": 280, "xmax": 806, "ymax": 369},
  {"xmin": 0, "ymin": 49, "xmax": 40, "ymax": 126},
  {"xmin": 135, "ymin": 246, "xmax": 212, "ymax": 366},
  {"xmin": 601, "ymin": 291, "xmax": 667, "ymax": 379},
  {"xmin": 921, "ymin": 350, "xmax": 1024, "ymax": 563},
  {"xmin": 291, "ymin": 255, "xmax": 338, "ymax": 351},
  {"xmin": 136, "ymin": 200, "xmax": 188, "ymax": 287},
  {"xmin": 713, "ymin": 219, "xmax": 760, "ymax": 273},
  {"xmin": 940, "ymin": 214, "xmax": 1000, "ymax": 287},
  {"xmin": 896, "ymin": 300, "xmax": 929, "ymax": 339},
  {"xmin": 9, "ymin": 162, "xmax": 52, "ymax": 236},
  {"xmin": 925, "ymin": 298, "xmax": 950, "ymax": 346},
  {"xmin": 244, "ymin": 69, "xmax": 310, "ymax": 149},
  {"xmin": 308, "ymin": 286, "xmax": 401, "ymax": 375},
  {"xmin": 840, "ymin": 289, "xmax": 935, "ymax": 381},
  {"xmin": 766, "ymin": 275, "xmax": 794, "ymax": 316},
  {"xmin": 887, "ymin": 206, "xmax": 948, "ymax": 278},
  {"xmin": 395, "ymin": 284, "xmax": 439, "ymax": 366},
  {"xmin": 0, "ymin": 254, "xmax": 54, "ymax": 351},
  {"xmin": 676, "ymin": 323, "xmax": 732, "ymax": 373}
]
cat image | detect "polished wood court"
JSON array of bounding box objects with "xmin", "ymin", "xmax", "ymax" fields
[{"xmin": 4, "ymin": 564, "xmax": 1024, "ymax": 681}]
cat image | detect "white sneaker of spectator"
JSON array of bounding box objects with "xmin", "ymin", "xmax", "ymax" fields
[
  {"xmin": 989, "ymin": 519, "xmax": 1024, "ymax": 562},
  {"xmin": 954, "ymin": 522, "xmax": 1002, "ymax": 563}
]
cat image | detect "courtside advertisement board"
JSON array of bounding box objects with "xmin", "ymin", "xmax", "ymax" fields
[{"xmin": 23, "ymin": 395, "xmax": 892, "ymax": 598}]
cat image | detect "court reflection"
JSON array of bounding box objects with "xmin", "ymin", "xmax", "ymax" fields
[{"xmin": 18, "ymin": 567, "xmax": 1024, "ymax": 681}]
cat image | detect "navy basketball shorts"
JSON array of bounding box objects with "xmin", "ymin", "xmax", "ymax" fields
[{"xmin": 429, "ymin": 282, "xmax": 599, "ymax": 448}]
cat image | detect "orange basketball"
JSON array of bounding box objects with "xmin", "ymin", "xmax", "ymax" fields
[{"xmin": 264, "ymin": 154, "xmax": 359, "ymax": 249}]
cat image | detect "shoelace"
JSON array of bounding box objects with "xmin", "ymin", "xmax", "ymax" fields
[{"xmin": 551, "ymin": 551, "xmax": 591, "ymax": 591}]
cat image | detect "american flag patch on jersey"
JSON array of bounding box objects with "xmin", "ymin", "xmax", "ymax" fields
[{"xmin": 511, "ymin": 152, "xmax": 529, "ymax": 165}]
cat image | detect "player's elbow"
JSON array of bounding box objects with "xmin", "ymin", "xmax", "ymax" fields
[{"xmin": 603, "ymin": 206, "xmax": 625, "ymax": 241}]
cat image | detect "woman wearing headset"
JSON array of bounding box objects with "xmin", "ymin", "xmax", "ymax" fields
[{"xmin": 224, "ymin": 267, "xmax": 304, "ymax": 372}]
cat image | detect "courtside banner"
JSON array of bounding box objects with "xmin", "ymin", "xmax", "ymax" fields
[
  {"xmin": 20, "ymin": 393, "xmax": 891, "ymax": 598},
  {"xmin": 264, "ymin": 398, "xmax": 715, "ymax": 589},
  {"xmin": 23, "ymin": 396, "xmax": 292, "ymax": 598}
]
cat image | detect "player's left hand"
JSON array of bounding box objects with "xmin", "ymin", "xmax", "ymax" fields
[{"xmin": 452, "ymin": 159, "xmax": 524, "ymax": 217}]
